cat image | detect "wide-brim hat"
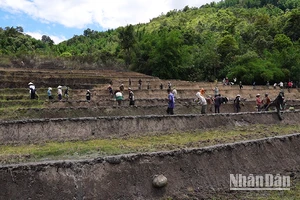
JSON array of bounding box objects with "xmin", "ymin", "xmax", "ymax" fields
[
  {"xmin": 57, "ymin": 85, "xmax": 62, "ymax": 89},
  {"xmin": 48, "ymin": 87, "xmax": 52, "ymax": 90},
  {"xmin": 237, "ymin": 94, "xmax": 240, "ymax": 97},
  {"xmin": 28, "ymin": 82, "xmax": 33, "ymax": 85},
  {"xmin": 256, "ymin": 94, "xmax": 260, "ymax": 97}
]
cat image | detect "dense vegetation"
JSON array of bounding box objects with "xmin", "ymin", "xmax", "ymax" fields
[{"xmin": 1, "ymin": 0, "xmax": 300, "ymax": 85}]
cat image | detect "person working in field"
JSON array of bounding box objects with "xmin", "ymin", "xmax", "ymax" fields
[
  {"xmin": 128, "ymin": 88, "xmax": 135, "ymax": 106},
  {"xmin": 167, "ymin": 89, "xmax": 175, "ymax": 115},
  {"xmin": 28, "ymin": 82, "xmax": 37, "ymax": 99},
  {"xmin": 195, "ymin": 89, "xmax": 207, "ymax": 114}
]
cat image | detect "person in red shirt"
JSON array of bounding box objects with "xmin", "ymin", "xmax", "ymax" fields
[
  {"xmin": 288, "ymin": 81, "xmax": 293, "ymax": 92},
  {"xmin": 256, "ymin": 94, "xmax": 262, "ymax": 111}
]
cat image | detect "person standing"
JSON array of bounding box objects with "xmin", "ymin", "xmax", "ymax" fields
[
  {"xmin": 160, "ymin": 83, "xmax": 163, "ymax": 90},
  {"xmin": 172, "ymin": 87, "xmax": 178, "ymax": 100},
  {"xmin": 86, "ymin": 90, "xmax": 91, "ymax": 102},
  {"xmin": 266, "ymin": 81, "xmax": 270, "ymax": 89},
  {"xmin": 168, "ymin": 82, "xmax": 172, "ymax": 89},
  {"xmin": 213, "ymin": 86, "xmax": 219, "ymax": 96},
  {"xmin": 279, "ymin": 81, "xmax": 283, "ymax": 89},
  {"xmin": 57, "ymin": 85, "xmax": 62, "ymax": 101},
  {"xmin": 128, "ymin": 88, "xmax": 135, "ymax": 106},
  {"xmin": 28, "ymin": 82, "xmax": 36, "ymax": 99},
  {"xmin": 234, "ymin": 94, "xmax": 241, "ymax": 113},
  {"xmin": 138, "ymin": 79, "xmax": 142, "ymax": 90},
  {"xmin": 47, "ymin": 87, "xmax": 53, "ymax": 100},
  {"xmin": 288, "ymin": 81, "xmax": 293, "ymax": 92},
  {"xmin": 167, "ymin": 89, "xmax": 175, "ymax": 115},
  {"xmin": 256, "ymin": 94, "xmax": 262, "ymax": 111},
  {"xmin": 214, "ymin": 94, "xmax": 222, "ymax": 113},
  {"xmin": 196, "ymin": 90, "xmax": 207, "ymax": 114},
  {"xmin": 64, "ymin": 86, "xmax": 69, "ymax": 100},
  {"xmin": 239, "ymin": 81, "xmax": 243, "ymax": 89}
]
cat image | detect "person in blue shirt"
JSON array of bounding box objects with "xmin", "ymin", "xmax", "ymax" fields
[
  {"xmin": 167, "ymin": 89, "xmax": 175, "ymax": 115},
  {"xmin": 47, "ymin": 87, "xmax": 53, "ymax": 100}
]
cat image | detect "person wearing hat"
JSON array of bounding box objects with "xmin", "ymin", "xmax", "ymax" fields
[
  {"xmin": 28, "ymin": 82, "xmax": 36, "ymax": 99},
  {"xmin": 256, "ymin": 94, "xmax": 262, "ymax": 111},
  {"xmin": 57, "ymin": 86, "xmax": 63, "ymax": 101},
  {"xmin": 128, "ymin": 88, "xmax": 135, "ymax": 106},
  {"xmin": 86, "ymin": 90, "xmax": 91, "ymax": 102},
  {"xmin": 195, "ymin": 89, "xmax": 207, "ymax": 114},
  {"xmin": 234, "ymin": 94, "xmax": 241, "ymax": 113},
  {"xmin": 47, "ymin": 87, "xmax": 53, "ymax": 100}
]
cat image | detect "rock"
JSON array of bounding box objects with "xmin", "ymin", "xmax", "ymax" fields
[
  {"xmin": 289, "ymin": 107, "xmax": 295, "ymax": 111},
  {"xmin": 152, "ymin": 174, "xmax": 168, "ymax": 188}
]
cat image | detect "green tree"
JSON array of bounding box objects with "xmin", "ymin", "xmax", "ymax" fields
[
  {"xmin": 217, "ymin": 34, "xmax": 239, "ymax": 65},
  {"xmin": 273, "ymin": 34, "xmax": 293, "ymax": 51},
  {"xmin": 283, "ymin": 9, "xmax": 300, "ymax": 41},
  {"xmin": 41, "ymin": 35, "xmax": 54, "ymax": 46},
  {"xmin": 118, "ymin": 24, "xmax": 136, "ymax": 66}
]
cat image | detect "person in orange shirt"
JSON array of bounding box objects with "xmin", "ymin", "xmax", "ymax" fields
[{"xmin": 200, "ymin": 88, "xmax": 205, "ymax": 95}]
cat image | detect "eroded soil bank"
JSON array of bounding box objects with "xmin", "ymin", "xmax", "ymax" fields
[
  {"xmin": 0, "ymin": 110, "xmax": 299, "ymax": 145},
  {"xmin": 1, "ymin": 133, "xmax": 300, "ymax": 199}
]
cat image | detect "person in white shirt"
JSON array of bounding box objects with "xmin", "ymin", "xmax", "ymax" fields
[
  {"xmin": 115, "ymin": 90, "xmax": 123, "ymax": 106},
  {"xmin": 28, "ymin": 82, "xmax": 36, "ymax": 99},
  {"xmin": 195, "ymin": 90, "xmax": 207, "ymax": 114},
  {"xmin": 172, "ymin": 87, "xmax": 178, "ymax": 100},
  {"xmin": 57, "ymin": 86, "xmax": 63, "ymax": 101}
]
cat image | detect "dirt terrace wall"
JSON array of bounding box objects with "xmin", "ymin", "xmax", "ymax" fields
[
  {"xmin": 1, "ymin": 133, "xmax": 300, "ymax": 199},
  {"xmin": 0, "ymin": 110, "xmax": 299, "ymax": 145}
]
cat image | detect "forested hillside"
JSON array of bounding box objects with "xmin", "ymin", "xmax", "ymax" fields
[{"xmin": 1, "ymin": 0, "xmax": 300, "ymax": 85}]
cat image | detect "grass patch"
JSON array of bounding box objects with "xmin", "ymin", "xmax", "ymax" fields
[{"xmin": 0, "ymin": 124, "xmax": 299, "ymax": 165}]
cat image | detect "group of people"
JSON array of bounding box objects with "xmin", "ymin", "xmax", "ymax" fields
[
  {"xmin": 46, "ymin": 85, "xmax": 69, "ymax": 101},
  {"xmin": 233, "ymin": 91, "xmax": 285, "ymax": 113},
  {"xmin": 29, "ymin": 80, "xmax": 287, "ymax": 114},
  {"xmin": 169, "ymin": 85, "xmax": 286, "ymax": 115},
  {"xmin": 107, "ymin": 83, "xmax": 135, "ymax": 106},
  {"xmin": 167, "ymin": 86, "xmax": 230, "ymax": 115},
  {"xmin": 255, "ymin": 93, "xmax": 271, "ymax": 111},
  {"xmin": 29, "ymin": 82, "xmax": 70, "ymax": 101}
]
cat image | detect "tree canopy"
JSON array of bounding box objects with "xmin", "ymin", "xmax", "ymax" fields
[{"xmin": 1, "ymin": 0, "xmax": 300, "ymax": 85}]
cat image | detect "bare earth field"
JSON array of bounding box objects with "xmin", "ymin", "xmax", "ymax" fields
[{"xmin": 0, "ymin": 67, "xmax": 300, "ymax": 199}]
